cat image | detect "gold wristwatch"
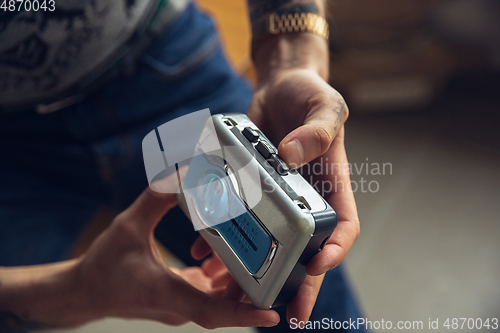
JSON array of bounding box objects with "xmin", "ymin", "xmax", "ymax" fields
[{"xmin": 252, "ymin": 12, "xmax": 329, "ymax": 45}]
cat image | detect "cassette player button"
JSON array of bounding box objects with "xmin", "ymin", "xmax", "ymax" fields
[
  {"xmin": 256, "ymin": 140, "xmax": 276, "ymax": 159},
  {"xmin": 269, "ymin": 154, "xmax": 289, "ymax": 175},
  {"xmin": 242, "ymin": 127, "xmax": 259, "ymax": 143}
]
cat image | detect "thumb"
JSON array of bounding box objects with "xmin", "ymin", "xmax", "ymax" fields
[
  {"xmin": 278, "ymin": 94, "xmax": 348, "ymax": 168},
  {"xmin": 119, "ymin": 173, "xmax": 180, "ymax": 237}
]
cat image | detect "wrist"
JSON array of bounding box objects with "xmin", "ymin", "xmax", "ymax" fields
[
  {"xmin": 0, "ymin": 259, "xmax": 97, "ymax": 329},
  {"xmin": 252, "ymin": 32, "xmax": 329, "ymax": 86},
  {"xmin": 38, "ymin": 259, "xmax": 98, "ymax": 327}
]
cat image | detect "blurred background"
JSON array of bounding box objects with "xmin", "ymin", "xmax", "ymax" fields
[{"xmin": 43, "ymin": 0, "xmax": 500, "ymax": 332}]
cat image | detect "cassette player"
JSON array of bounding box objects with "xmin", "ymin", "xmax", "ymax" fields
[{"xmin": 178, "ymin": 113, "xmax": 337, "ymax": 309}]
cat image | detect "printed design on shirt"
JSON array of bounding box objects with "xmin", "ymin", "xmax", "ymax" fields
[{"xmin": 0, "ymin": 0, "xmax": 154, "ymax": 107}]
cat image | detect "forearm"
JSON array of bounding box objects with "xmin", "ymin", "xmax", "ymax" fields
[
  {"xmin": 252, "ymin": 33, "xmax": 329, "ymax": 85},
  {"xmin": 0, "ymin": 260, "xmax": 92, "ymax": 332},
  {"xmin": 247, "ymin": 1, "xmax": 329, "ymax": 82}
]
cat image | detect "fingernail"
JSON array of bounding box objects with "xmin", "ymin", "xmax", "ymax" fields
[
  {"xmin": 282, "ymin": 139, "xmax": 304, "ymax": 168},
  {"xmin": 317, "ymin": 267, "xmax": 328, "ymax": 275},
  {"xmin": 318, "ymin": 264, "xmax": 336, "ymax": 275}
]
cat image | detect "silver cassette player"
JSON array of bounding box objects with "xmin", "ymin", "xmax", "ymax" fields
[{"xmin": 178, "ymin": 114, "xmax": 337, "ymax": 309}]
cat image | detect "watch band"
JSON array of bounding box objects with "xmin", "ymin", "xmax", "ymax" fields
[{"xmin": 252, "ymin": 12, "xmax": 329, "ymax": 46}]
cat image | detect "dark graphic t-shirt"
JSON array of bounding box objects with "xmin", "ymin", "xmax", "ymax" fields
[{"xmin": 0, "ymin": 0, "xmax": 159, "ymax": 108}]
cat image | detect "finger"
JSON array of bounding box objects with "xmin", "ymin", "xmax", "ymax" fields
[
  {"xmin": 222, "ymin": 279, "xmax": 246, "ymax": 302},
  {"xmin": 174, "ymin": 267, "xmax": 213, "ymax": 293},
  {"xmin": 307, "ymin": 209, "xmax": 360, "ymax": 275},
  {"xmin": 191, "ymin": 236, "xmax": 212, "ymax": 260},
  {"xmin": 305, "ymin": 128, "xmax": 360, "ymax": 275},
  {"xmin": 149, "ymin": 165, "xmax": 188, "ymax": 193},
  {"xmin": 207, "ymin": 287, "xmax": 226, "ymax": 299},
  {"xmin": 212, "ymin": 271, "xmax": 233, "ymax": 288},
  {"xmin": 172, "ymin": 267, "xmax": 228, "ymax": 299},
  {"xmin": 286, "ymin": 274, "xmax": 324, "ymax": 325},
  {"xmin": 117, "ymin": 176, "xmax": 179, "ymax": 237},
  {"xmin": 278, "ymin": 89, "xmax": 348, "ymax": 168},
  {"xmin": 307, "ymin": 240, "xmax": 349, "ymax": 276},
  {"xmin": 322, "ymin": 128, "xmax": 359, "ymax": 224},
  {"xmin": 168, "ymin": 276, "xmax": 280, "ymax": 329},
  {"xmin": 201, "ymin": 254, "xmax": 227, "ymax": 278},
  {"xmin": 147, "ymin": 312, "xmax": 189, "ymax": 326}
]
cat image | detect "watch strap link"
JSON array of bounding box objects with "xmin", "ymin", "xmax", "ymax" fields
[{"xmin": 268, "ymin": 12, "xmax": 329, "ymax": 40}]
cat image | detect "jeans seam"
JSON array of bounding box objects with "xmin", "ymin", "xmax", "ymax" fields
[{"xmin": 141, "ymin": 33, "xmax": 220, "ymax": 79}]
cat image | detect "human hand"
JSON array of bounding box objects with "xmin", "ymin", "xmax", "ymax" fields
[
  {"xmin": 247, "ymin": 33, "xmax": 360, "ymax": 325},
  {"xmin": 283, "ymin": 127, "xmax": 360, "ymax": 324},
  {"xmin": 189, "ymin": 141, "xmax": 360, "ymax": 324},
  {"xmin": 74, "ymin": 177, "xmax": 280, "ymax": 329},
  {"xmin": 248, "ymin": 40, "xmax": 348, "ymax": 169}
]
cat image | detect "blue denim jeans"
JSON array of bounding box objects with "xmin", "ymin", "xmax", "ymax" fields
[{"xmin": 0, "ymin": 2, "xmax": 365, "ymax": 332}]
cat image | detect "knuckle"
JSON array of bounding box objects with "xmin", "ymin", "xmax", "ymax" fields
[
  {"xmin": 197, "ymin": 315, "xmax": 216, "ymax": 330},
  {"xmin": 112, "ymin": 213, "xmax": 134, "ymax": 233},
  {"xmin": 354, "ymin": 219, "xmax": 361, "ymax": 241},
  {"xmin": 331, "ymin": 90, "xmax": 349, "ymax": 120},
  {"xmin": 323, "ymin": 244, "xmax": 343, "ymax": 270},
  {"xmin": 233, "ymin": 302, "xmax": 246, "ymax": 322},
  {"xmin": 343, "ymin": 102, "xmax": 350, "ymax": 121},
  {"xmin": 111, "ymin": 213, "xmax": 142, "ymax": 242},
  {"xmin": 307, "ymin": 91, "xmax": 330, "ymax": 110},
  {"xmin": 314, "ymin": 127, "xmax": 333, "ymax": 154}
]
